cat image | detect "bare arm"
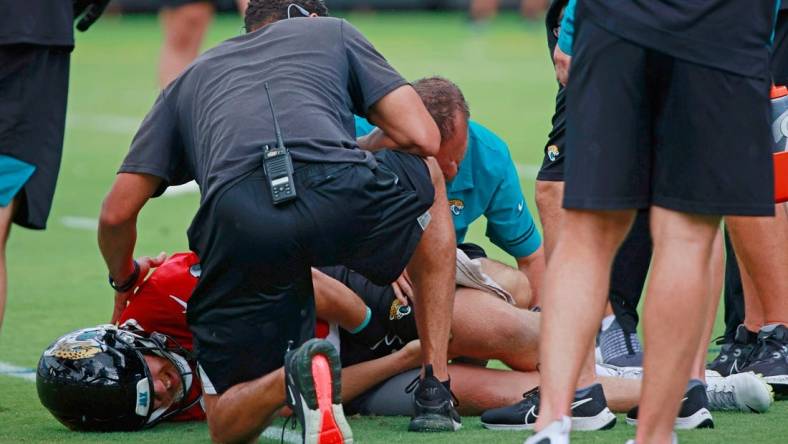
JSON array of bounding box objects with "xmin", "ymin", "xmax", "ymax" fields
[
  {"xmin": 516, "ymin": 246, "xmax": 546, "ymax": 308},
  {"xmin": 312, "ymin": 268, "xmax": 369, "ymax": 332},
  {"xmin": 341, "ymin": 340, "xmax": 421, "ymax": 403},
  {"xmin": 360, "ymin": 85, "xmax": 440, "ymax": 157},
  {"xmin": 98, "ymin": 173, "xmax": 162, "ymax": 323}
]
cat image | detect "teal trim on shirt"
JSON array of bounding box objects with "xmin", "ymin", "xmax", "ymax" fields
[
  {"xmin": 558, "ymin": 0, "xmax": 576, "ymax": 55},
  {"xmin": 0, "ymin": 154, "xmax": 35, "ymax": 207},
  {"xmin": 354, "ymin": 116, "xmax": 542, "ymax": 259}
]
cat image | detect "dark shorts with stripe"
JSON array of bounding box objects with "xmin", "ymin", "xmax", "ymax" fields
[{"xmin": 0, "ymin": 44, "xmax": 70, "ymax": 229}]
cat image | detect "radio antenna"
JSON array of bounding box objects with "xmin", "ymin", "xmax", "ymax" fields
[{"xmin": 264, "ymin": 82, "xmax": 286, "ymax": 150}]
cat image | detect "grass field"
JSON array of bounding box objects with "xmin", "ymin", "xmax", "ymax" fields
[{"xmin": 0, "ymin": 11, "xmax": 786, "ymax": 443}]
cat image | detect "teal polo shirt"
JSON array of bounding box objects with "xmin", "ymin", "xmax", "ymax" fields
[{"xmin": 355, "ymin": 117, "xmax": 542, "ymax": 259}]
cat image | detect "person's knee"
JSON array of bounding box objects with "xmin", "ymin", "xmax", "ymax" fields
[
  {"xmin": 562, "ymin": 209, "xmax": 635, "ymax": 252},
  {"xmin": 535, "ymin": 180, "xmax": 562, "ymax": 214}
]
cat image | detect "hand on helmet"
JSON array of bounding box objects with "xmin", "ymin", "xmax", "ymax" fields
[{"xmin": 111, "ymin": 252, "xmax": 168, "ymax": 324}]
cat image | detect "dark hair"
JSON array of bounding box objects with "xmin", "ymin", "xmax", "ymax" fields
[
  {"xmin": 412, "ymin": 76, "xmax": 470, "ymax": 142},
  {"xmin": 244, "ymin": 0, "xmax": 329, "ymax": 32}
]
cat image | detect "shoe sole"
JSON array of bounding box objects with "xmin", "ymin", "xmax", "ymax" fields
[
  {"xmin": 625, "ymin": 408, "xmax": 714, "ymax": 430},
  {"xmin": 408, "ymin": 414, "xmax": 462, "ymax": 433},
  {"xmin": 763, "ymin": 375, "xmax": 788, "ymax": 397},
  {"xmin": 291, "ymin": 340, "xmax": 353, "ymax": 444},
  {"xmin": 481, "ymin": 409, "xmax": 616, "ymax": 432}
]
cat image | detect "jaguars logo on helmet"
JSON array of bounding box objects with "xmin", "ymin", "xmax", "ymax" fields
[{"xmin": 37, "ymin": 324, "xmax": 198, "ymax": 432}]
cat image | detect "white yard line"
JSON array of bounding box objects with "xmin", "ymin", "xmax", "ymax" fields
[
  {"xmin": 260, "ymin": 426, "xmax": 302, "ymax": 444},
  {"xmin": 67, "ymin": 113, "xmax": 140, "ymax": 135},
  {"xmin": 60, "ymin": 216, "xmax": 98, "ymax": 231},
  {"xmin": 0, "ymin": 361, "xmax": 36, "ymax": 382}
]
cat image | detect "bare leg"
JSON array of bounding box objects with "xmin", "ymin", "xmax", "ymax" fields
[
  {"xmin": 637, "ymin": 208, "xmax": 720, "ymax": 444},
  {"xmin": 479, "ymin": 258, "xmax": 533, "ymax": 308},
  {"xmin": 158, "ymin": 2, "xmax": 213, "ymax": 88},
  {"xmin": 739, "ymin": 263, "xmax": 765, "ymax": 331},
  {"xmin": 407, "ymin": 158, "xmax": 456, "ymax": 380},
  {"xmin": 692, "ymin": 228, "xmax": 724, "ymax": 381},
  {"xmin": 449, "ymin": 287, "xmax": 539, "ymax": 371},
  {"xmin": 726, "ymin": 208, "xmax": 788, "ymax": 327},
  {"xmin": 0, "ymin": 198, "xmax": 15, "ymax": 333},
  {"xmin": 202, "ymin": 368, "xmax": 285, "ymax": 444},
  {"xmin": 535, "ymin": 180, "xmax": 565, "ymax": 261},
  {"xmin": 534, "ymin": 209, "xmax": 635, "ymax": 431},
  {"xmin": 469, "ymin": 0, "xmax": 500, "ymax": 21}
]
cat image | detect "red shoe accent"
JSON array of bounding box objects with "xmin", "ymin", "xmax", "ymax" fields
[{"xmin": 312, "ymin": 355, "xmax": 344, "ymax": 444}]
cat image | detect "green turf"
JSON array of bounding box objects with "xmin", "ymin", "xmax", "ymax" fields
[{"xmin": 0, "ymin": 11, "xmax": 786, "ymax": 443}]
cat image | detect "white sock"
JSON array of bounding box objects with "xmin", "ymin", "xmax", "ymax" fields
[{"xmin": 601, "ymin": 314, "xmax": 616, "ymax": 332}]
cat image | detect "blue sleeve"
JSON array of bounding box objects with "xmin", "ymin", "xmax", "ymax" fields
[
  {"xmin": 354, "ymin": 115, "xmax": 375, "ymax": 137},
  {"xmin": 557, "ymin": 0, "xmax": 576, "ymax": 56},
  {"xmin": 484, "ymin": 150, "xmax": 542, "ymax": 259}
]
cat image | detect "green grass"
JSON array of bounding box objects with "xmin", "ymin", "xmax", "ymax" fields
[{"xmin": 0, "ymin": 11, "xmax": 786, "ymax": 443}]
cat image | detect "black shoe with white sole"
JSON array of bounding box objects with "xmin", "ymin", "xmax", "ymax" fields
[
  {"xmin": 740, "ymin": 324, "xmax": 788, "ymax": 397},
  {"xmin": 480, "ymin": 383, "xmax": 616, "ymax": 431},
  {"xmin": 626, "ymin": 382, "xmax": 713, "ymax": 429},
  {"xmin": 407, "ymin": 365, "xmax": 462, "ymax": 432}
]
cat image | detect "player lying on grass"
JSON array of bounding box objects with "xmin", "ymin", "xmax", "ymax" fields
[{"xmin": 36, "ymin": 252, "xmax": 772, "ymax": 435}]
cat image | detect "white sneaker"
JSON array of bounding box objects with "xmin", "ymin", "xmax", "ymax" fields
[
  {"xmin": 595, "ymin": 363, "xmax": 642, "ymax": 379},
  {"xmin": 706, "ymin": 371, "xmax": 773, "ymax": 413},
  {"xmin": 524, "ymin": 416, "xmax": 571, "ymax": 444}
]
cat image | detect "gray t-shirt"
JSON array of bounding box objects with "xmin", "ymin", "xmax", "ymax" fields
[{"xmin": 119, "ymin": 17, "xmax": 407, "ymax": 205}]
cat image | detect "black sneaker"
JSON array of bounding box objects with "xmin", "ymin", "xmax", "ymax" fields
[
  {"xmin": 626, "ymin": 382, "xmax": 713, "ymax": 429},
  {"xmin": 480, "ymin": 384, "xmax": 616, "ymax": 431},
  {"xmin": 707, "ymin": 325, "xmax": 758, "ymax": 377},
  {"xmin": 741, "ymin": 324, "xmax": 788, "ymax": 396},
  {"xmin": 284, "ymin": 339, "xmax": 353, "ymax": 444},
  {"xmin": 407, "ymin": 365, "xmax": 461, "ymax": 432}
]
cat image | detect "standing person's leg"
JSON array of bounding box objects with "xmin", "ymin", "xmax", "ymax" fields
[
  {"xmin": 637, "ymin": 210, "xmax": 720, "ymax": 442},
  {"xmin": 406, "ymin": 158, "xmax": 455, "ymax": 381},
  {"xmin": 158, "ymin": 1, "xmax": 214, "ymax": 88},
  {"xmin": 690, "ymin": 228, "xmax": 724, "ymax": 381},
  {"xmin": 535, "ymin": 180, "xmax": 564, "ymax": 260},
  {"xmin": 722, "ymin": 229, "xmax": 747, "ymax": 339},
  {"xmin": 0, "ymin": 198, "xmax": 15, "ymax": 332}
]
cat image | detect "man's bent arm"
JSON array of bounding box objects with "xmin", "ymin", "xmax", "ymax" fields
[
  {"xmin": 362, "ymin": 85, "xmax": 440, "ymax": 157},
  {"xmin": 341, "ymin": 341, "xmax": 422, "ymax": 403},
  {"xmin": 98, "ymin": 173, "xmax": 162, "ymax": 282}
]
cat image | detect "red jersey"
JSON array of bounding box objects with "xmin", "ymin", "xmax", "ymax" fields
[{"xmin": 118, "ymin": 252, "xmax": 204, "ymax": 422}]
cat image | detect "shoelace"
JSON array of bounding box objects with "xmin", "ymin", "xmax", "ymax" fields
[
  {"xmin": 404, "ymin": 374, "xmax": 461, "ymax": 407},
  {"xmin": 706, "ymin": 382, "xmax": 737, "ymax": 411},
  {"xmin": 280, "ymin": 414, "xmax": 298, "ymax": 444},
  {"xmin": 751, "ymin": 335, "xmax": 788, "ymax": 361}
]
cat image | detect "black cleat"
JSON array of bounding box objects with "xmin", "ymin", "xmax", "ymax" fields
[
  {"xmin": 626, "ymin": 382, "xmax": 713, "ymax": 429},
  {"xmin": 407, "ymin": 365, "xmax": 461, "ymax": 432},
  {"xmin": 741, "ymin": 324, "xmax": 788, "ymax": 397},
  {"xmin": 707, "ymin": 325, "xmax": 758, "ymax": 377},
  {"xmin": 481, "ymin": 384, "xmax": 616, "ymax": 431}
]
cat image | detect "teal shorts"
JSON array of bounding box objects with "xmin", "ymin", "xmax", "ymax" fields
[{"xmin": 0, "ymin": 155, "xmax": 35, "ymax": 207}]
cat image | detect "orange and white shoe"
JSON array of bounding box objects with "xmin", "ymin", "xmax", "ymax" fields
[{"xmin": 285, "ymin": 339, "xmax": 353, "ymax": 444}]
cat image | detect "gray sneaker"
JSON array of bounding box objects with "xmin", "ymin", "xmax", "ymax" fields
[{"xmin": 598, "ymin": 318, "xmax": 643, "ymax": 368}]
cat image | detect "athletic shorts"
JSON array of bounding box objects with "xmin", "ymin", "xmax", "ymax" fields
[
  {"xmin": 318, "ymin": 265, "xmax": 419, "ymax": 368},
  {"xmin": 536, "ymin": 85, "xmax": 567, "ymax": 182},
  {"xmin": 189, "ymin": 150, "xmax": 434, "ymax": 394},
  {"xmin": 773, "ymin": 11, "xmax": 788, "ymax": 85},
  {"xmin": 564, "ymin": 20, "xmax": 774, "ymax": 215},
  {"xmin": 344, "ymin": 368, "xmax": 418, "ymax": 416},
  {"xmin": 0, "ymin": 44, "xmax": 69, "ymax": 229}
]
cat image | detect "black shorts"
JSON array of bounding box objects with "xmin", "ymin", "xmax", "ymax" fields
[
  {"xmin": 189, "ymin": 150, "xmax": 433, "ymax": 394},
  {"xmin": 318, "ymin": 265, "xmax": 419, "ymax": 368},
  {"xmin": 564, "ymin": 20, "xmax": 774, "ymax": 215},
  {"xmin": 344, "ymin": 368, "xmax": 418, "ymax": 416},
  {"xmin": 457, "ymin": 242, "xmax": 487, "ymax": 260},
  {"xmin": 0, "ymin": 44, "xmax": 70, "ymax": 229},
  {"xmin": 536, "ymin": 85, "xmax": 567, "ymax": 182},
  {"xmin": 774, "ymin": 11, "xmax": 788, "ymax": 85}
]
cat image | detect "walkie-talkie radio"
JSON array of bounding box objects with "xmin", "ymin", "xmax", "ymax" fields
[{"xmin": 262, "ymin": 82, "xmax": 297, "ymax": 205}]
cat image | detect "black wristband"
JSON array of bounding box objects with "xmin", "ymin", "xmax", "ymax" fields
[{"xmin": 109, "ymin": 261, "xmax": 140, "ymax": 293}]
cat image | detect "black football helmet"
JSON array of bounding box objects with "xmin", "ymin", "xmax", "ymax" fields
[{"xmin": 36, "ymin": 323, "xmax": 198, "ymax": 431}]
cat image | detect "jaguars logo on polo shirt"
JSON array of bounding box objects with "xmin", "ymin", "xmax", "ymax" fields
[
  {"xmin": 449, "ymin": 199, "xmax": 464, "ymax": 216},
  {"xmin": 547, "ymin": 145, "xmax": 560, "ymax": 161},
  {"xmin": 389, "ymin": 299, "xmax": 412, "ymax": 321}
]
